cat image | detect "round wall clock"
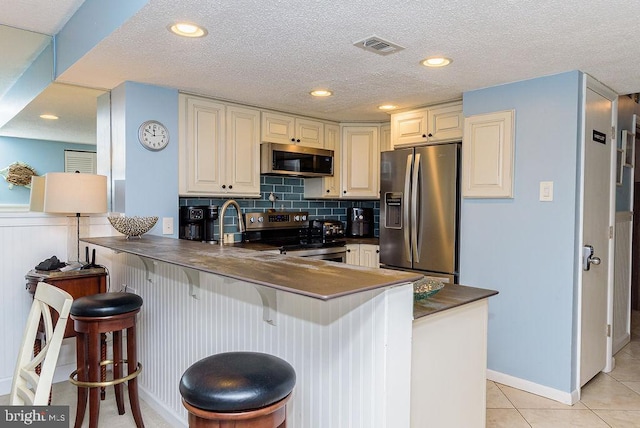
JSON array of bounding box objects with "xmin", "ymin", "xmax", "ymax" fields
[{"xmin": 138, "ymin": 120, "xmax": 169, "ymax": 151}]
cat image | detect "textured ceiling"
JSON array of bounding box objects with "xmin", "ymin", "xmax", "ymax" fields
[{"xmin": 3, "ymin": 0, "xmax": 640, "ymax": 144}]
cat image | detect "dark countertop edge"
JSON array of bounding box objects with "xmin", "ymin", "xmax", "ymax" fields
[
  {"xmin": 82, "ymin": 236, "xmax": 421, "ymax": 301},
  {"xmin": 413, "ymin": 284, "xmax": 498, "ymax": 319}
]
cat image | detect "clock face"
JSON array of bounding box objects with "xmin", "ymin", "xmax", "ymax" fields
[{"xmin": 138, "ymin": 120, "xmax": 169, "ymax": 151}]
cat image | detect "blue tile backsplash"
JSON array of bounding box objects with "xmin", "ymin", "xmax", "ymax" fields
[{"xmin": 179, "ymin": 176, "xmax": 380, "ymax": 241}]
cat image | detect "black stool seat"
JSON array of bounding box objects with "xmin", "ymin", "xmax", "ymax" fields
[
  {"xmin": 71, "ymin": 292, "xmax": 143, "ymax": 317},
  {"xmin": 179, "ymin": 352, "xmax": 296, "ymax": 412}
]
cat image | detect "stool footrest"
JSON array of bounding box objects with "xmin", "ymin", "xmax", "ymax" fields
[{"xmin": 70, "ymin": 360, "xmax": 142, "ymax": 388}]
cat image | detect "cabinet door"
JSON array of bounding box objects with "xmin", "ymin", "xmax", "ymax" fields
[
  {"xmin": 226, "ymin": 106, "xmax": 261, "ymax": 196},
  {"xmin": 391, "ymin": 109, "xmax": 429, "ymax": 148},
  {"xmin": 379, "ymin": 123, "xmax": 391, "ymax": 152},
  {"xmin": 346, "ymin": 244, "xmax": 360, "ymax": 265},
  {"xmin": 295, "ymin": 118, "xmax": 324, "ymax": 148},
  {"xmin": 462, "ymin": 110, "xmax": 515, "ymax": 198},
  {"xmin": 261, "ymin": 112, "xmax": 294, "ymax": 144},
  {"xmin": 359, "ymin": 244, "xmax": 380, "ymax": 268},
  {"xmin": 179, "ymin": 95, "xmax": 225, "ymax": 195},
  {"xmin": 341, "ymin": 126, "xmax": 379, "ymax": 199},
  {"xmin": 427, "ymin": 102, "xmax": 463, "ymax": 142}
]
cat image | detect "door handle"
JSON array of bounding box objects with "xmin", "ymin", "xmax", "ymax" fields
[{"xmin": 582, "ymin": 245, "xmax": 601, "ymax": 271}]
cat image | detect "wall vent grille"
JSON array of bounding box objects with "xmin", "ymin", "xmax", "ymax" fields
[{"xmin": 353, "ymin": 35, "xmax": 405, "ymax": 56}]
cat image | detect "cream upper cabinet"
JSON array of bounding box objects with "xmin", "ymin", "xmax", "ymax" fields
[
  {"xmin": 341, "ymin": 125, "xmax": 379, "ymax": 199},
  {"xmin": 179, "ymin": 94, "xmax": 260, "ymax": 197},
  {"xmin": 391, "ymin": 101, "xmax": 462, "ymax": 148},
  {"xmin": 261, "ymin": 111, "xmax": 324, "ymax": 148},
  {"xmin": 304, "ymin": 123, "xmax": 341, "ymax": 198},
  {"xmin": 379, "ymin": 123, "xmax": 391, "ymax": 152}
]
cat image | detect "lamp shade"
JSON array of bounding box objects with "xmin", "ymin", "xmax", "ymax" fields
[
  {"xmin": 29, "ymin": 176, "xmax": 46, "ymax": 212},
  {"xmin": 43, "ymin": 172, "xmax": 107, "ymax": 214}
]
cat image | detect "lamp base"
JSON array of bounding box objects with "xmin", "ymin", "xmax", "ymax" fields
[{"xmin": 67, "ymin": 215, "xmax": 90, "ymax": 263}]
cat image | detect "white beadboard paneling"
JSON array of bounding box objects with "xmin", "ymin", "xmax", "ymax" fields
[
  {"xmin": 0, "ymin": 214, "xmax": 113, "ymax": 395},
  {"xmin": 613, "ymin": 211, "xmax": 633, "ymax": 354},
  {"xmin": 114, "ymin": 254, "xmax": 413, "ymax": 427}
]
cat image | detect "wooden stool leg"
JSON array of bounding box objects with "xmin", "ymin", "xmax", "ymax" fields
[
  {"xmin": 126, "ymin": 325, "xmax": 144, "ymax": 428},
  {"xmin": 88, "ymin": 328, "xmax": 101, "ymax": 428},
  {"xmin": 101, "ymin": 333, "xmax": 107, "ymax": 400},
  {"xmin": 74, "ymin": 333, "xmax": 88, "ymax": 428},
  {"xmin": 113, "ymin": 330, "xmax": 125, "ymax": 414}
]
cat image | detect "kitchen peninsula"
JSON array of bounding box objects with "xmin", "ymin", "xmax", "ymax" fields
[{"xmin": 82, "ymin": 235, "xmax": 495, "ymax": 428}]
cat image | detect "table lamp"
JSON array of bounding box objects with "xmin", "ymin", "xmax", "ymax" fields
[{"xmin": 41, "ymin": 172, "xmax": 107, "ymax": 263}]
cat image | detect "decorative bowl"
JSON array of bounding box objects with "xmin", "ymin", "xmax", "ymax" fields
[
  {"xmin": 108, "ymin": 216, "xmax": 158, "ymax": 239},
  {"xmin": 413, "ymin": 277, "xmax": 445, "ymax": 301}
]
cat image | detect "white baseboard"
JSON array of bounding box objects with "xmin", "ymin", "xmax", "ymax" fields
[
  {"xmin": 487, "ymin": 369, "xmax": 579, "ymax": 405},
  {"xmin": 138, "ymin": 385, "xmax": 187, "ymax": 427}
]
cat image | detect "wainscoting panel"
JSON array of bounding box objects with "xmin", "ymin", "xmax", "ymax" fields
[
  {"xmin": 115, "ymin": 254, "xmax": 412, "ymax": 427},
  {"xmin": 613, "ymin": 211, "xmax": 633, "ymax": 354}
]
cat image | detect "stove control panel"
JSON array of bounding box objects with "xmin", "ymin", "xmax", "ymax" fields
[{"xmin": 244, "ymin": 211, "xmax": 310, "ymax": 230}]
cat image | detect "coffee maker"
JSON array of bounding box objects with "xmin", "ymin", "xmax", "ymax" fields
[
  {"xmin": 179, "ymin": 206, "xmax": 218, "ymax": 242},
  {"xmin": 347, "ymin": 207, "xmax": 373, "ymax": 238}
]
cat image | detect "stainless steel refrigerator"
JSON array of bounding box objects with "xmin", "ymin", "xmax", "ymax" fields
[{"xmin": 379, "ymin": 143, "xmax": 460, "ymax": 283}]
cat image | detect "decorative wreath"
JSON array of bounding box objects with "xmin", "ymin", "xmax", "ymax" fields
[{"xmin": 0, "ymin": 162, "xmax": 38, "ymax": 189}]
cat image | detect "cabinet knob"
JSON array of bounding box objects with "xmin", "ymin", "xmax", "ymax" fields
[
  {"xmin": 296, "ymin": 139, "xmax": 301, "ymax": 143},
  {"xmin": 347, "ymin": 249, "xmax": 351, "ymax": 252},
  {"xmin": 326, "ymin": 189, "xmax": 330, "ymax": 193},
  {"xmin": 221, "ymin": 185, "xmax": 226, "ymax": 189},
  {"xmin": 343, "ymin": 190, "xmax": 347, "ymax": 194},
  {"xmin": 428, "ymin": 133, "xmax": 433, "ymax": 137},
  {"xmin": 291, "ymin": 138, "xmax": 296, "ymax": 142},
  {"xmin": 229, "ymin": 185, "xmax": 233, "ymax": 189},
  {"xmin": 422, "ymin": 134, "xmax": 427, "ymax": 138},
  {"xmin": 376, "ymin": 249, "xmax": 380, "ymax": 253}
]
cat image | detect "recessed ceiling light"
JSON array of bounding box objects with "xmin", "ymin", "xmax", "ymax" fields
[
  {"xmin": 168, "ymin": 22, "xmax": 208, "ymax": 38},
  {"xmin": 421, "ymin": 57, "xmax": 452, "ymax": 68},
  {"xmin": 39, "ymin": 114, "xmax": 58, "ymax": 120},
  {"xmin": 378, "ymin": 104, "xmax": 397, "ymax": 111},
  {"xmin": 310, "ymin": 89, "xmax": 333, "ymax": 97}
]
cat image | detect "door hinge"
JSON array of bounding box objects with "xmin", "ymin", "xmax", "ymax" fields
[
  {"xmin": 607, "ymin": 324, "xmax": 612, "ymax": 337},
  {"xmin": 610, "ymin": 226, "xmax": 614, "ymax": 239},
  {"xmin": 612, "ymin": 126, "xmax": 616, "ymax": 138}
]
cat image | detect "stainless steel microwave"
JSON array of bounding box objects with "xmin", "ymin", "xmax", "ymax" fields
[{"xmin": 260, "ymin": 143, "xmax": 334, "ymax": 177}]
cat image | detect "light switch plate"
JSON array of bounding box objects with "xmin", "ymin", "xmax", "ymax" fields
[
  {"xmin": 539, "ymin": 181, "xmax": 553, "ymax": 202},
  {"xmin": 162, "ymin": 217, "xmax": 174, "ymax": 235}
]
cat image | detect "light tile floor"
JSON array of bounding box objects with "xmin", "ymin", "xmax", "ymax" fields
[
  {"xmin": 487, "ymin": 310, "xmax": 640, "ymax": 427},
  {"xmin": 3, "ymin": 312, "xmax": 640, "ymax": 427}
]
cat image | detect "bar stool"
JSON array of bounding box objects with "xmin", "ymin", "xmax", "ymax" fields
[
  {"xmin": 69, "ymin": 292, "xmax": 144, "ymax": 428},
  {"xmin": 179, "ymin": 352, "xmax": 296, "ymax": 428}
]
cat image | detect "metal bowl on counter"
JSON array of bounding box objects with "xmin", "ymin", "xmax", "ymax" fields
[{"xmin": 413, "ymin": 277, "xmax": 445, "ymax": 301}]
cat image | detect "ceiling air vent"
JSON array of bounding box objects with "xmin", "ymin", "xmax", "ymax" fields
[{"xmin": 353, "ymin": 35, "xmax": 405, "ymax": 56}]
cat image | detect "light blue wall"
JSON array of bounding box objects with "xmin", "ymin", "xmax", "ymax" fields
[
  {"xmin": 0, "ymin": 136, "xmax": 95, "ymax": 205},
  {"xmin": 111, "ymin": 82, "xmax": 179, "ymax": 237},
  {"xmin": 55, "ymin": 0, "xmax": 148, "ymax": 77},
  {"xmin": 461, "ymin": 71, "xmax": 582, "ymax": 393}
]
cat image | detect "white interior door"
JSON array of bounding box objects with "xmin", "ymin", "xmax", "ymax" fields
[{"xmin": 580, "ymin": 85, "xmax": 613, "ymax": 387}]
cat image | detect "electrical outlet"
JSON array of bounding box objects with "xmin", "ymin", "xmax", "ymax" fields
[{"xmin": 163, "ymin": 217, "xmax": 174, "ymax": 235}]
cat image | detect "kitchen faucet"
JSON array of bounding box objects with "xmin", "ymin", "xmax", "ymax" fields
[{"xmin": 219, "ymin": 199, "xmax": 244, "ymax": 245}]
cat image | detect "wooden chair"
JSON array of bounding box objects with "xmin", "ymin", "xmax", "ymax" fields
[{"xmin": 10, "ymin": 281, "xmax": 73, "ymax": 405}]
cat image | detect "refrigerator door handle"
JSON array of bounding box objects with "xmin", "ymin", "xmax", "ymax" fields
[
  {"xmin": 411, "ymin": 153, "xmax": 421, "ymax": 262},
  {"xmin": 404, "ymin": 154, "xmax": 413, "ymax": 262}
]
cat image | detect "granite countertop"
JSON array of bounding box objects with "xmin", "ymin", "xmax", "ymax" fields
[
  {"xmin": 413, "ymin": 284, "xmax": 498, "ymax": 319},
  {"xmin": 82, "ymin": 235, "xmax": 421, "ymax": 301}
]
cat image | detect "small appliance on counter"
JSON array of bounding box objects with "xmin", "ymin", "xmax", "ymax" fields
[
  {"xmin": 179, "ymin": 205, "xmax": 219, "ymax": 243},
  {"xmin": 308, "ymin": 219, "xmax": 345, "ymax": 244},
  {"xmin": 347, "ymin": 207, "xmax": 373, "ymax": 238}
]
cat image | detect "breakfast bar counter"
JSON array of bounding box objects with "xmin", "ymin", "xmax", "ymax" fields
[{"xmin": 82, "ymin": 235, "xmax": 421, "ymax": 300}]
